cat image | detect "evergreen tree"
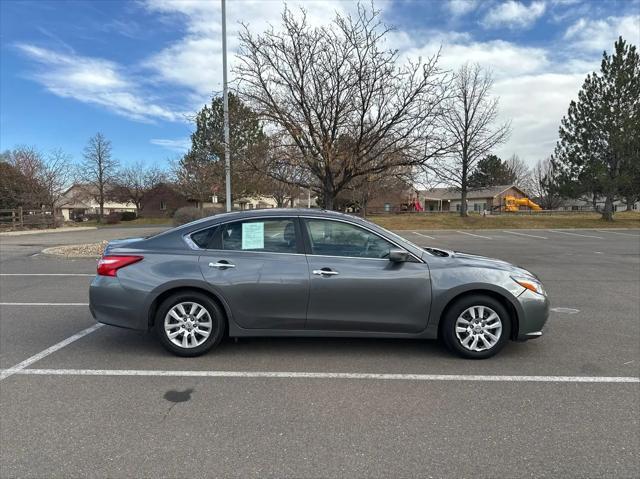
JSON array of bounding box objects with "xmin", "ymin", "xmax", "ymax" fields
[
  {"xmin": 468, "ymin": 154, "xmax": 516, "ymax": 188},
  {"xmin": 553, "ymin": 36, "xmax": 639, "ymax": 220},
  {"xmin": 182, "ymin": 93, "xmax": 266, "ymax": 203}
]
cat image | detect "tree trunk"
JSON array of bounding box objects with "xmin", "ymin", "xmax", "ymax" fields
[
  {"xmin": 322, "ymin": 179, "xmax": 336, "ymax": 210},
  {"xmin": 98, "ymin": 199, "xmax": 104, "ymax": 223},
  {"xmin": 626, "ymin": 196, "xmax": 634, "ymax": 211},
  {"xmin": 460, "ymin": 188, "xmax": 469, "ymax": 217},
  {"xmin": 324, "ymin": 193, "xmax": 335, "ymax": 210},
  {"xmin": 49, "ymin": 203, "xmax": 57, "ymax": 228},
  {"xmin": 601, "ymin": 195, "xmax": 614, "ymax": 221}
]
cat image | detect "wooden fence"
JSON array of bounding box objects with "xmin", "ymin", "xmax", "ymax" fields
[
  {"xmin": 361, "ymin": 207, "xmax": 600, "ymax": 216},
  {"xmin": 0, "ymin": 207, "xmax": 61, "ymax": 230}
]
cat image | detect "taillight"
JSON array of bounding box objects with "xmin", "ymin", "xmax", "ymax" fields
[{"xmin": 97, "ymin": 255, "xmax": 143, "ymax": 277}]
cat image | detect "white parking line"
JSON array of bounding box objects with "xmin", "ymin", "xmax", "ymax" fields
[
  {"xmin": 0, "ymin": 302, "xmax": 89, "ymax": 306},
  {"xmin": 2, "ymin": 368, "xmax": 638, "ymax": 383},
  {"xmin": 503, "ymin": 231, "xmax": 548, "ymax": 240},
  {"xmin": 456, "ymin": 231, "xmax": 492, "ymax": 239},
  {"xmin": 595, "ymin": 230, "xmax": 640, "ymax": 237},
  {"xmin": 548, "ymin": 230, "xmax": 604, "ymax": 239},
  {"xmin": 0, "ymin": 273, "xmax": 94, "ymax": 277},
  {"xmin": 0, "ymin": 324, "xmax": 103, "ymax": 381},
  {"xmin": 412, "ymin": 231, "xmax": 435, "ymax": 240}
]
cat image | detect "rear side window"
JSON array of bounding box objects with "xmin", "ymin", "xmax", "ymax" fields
[
  {"xmin": 221, "ymin": 218, "xmax": 298, "ymax": 253},
  {"xmin": 190, "ymin": 226, "xmax": 218, "ymax": 249}
]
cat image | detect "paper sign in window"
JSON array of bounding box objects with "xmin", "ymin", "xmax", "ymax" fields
[{"xmin": 242, "ymin": 222, "xmax": 264, "ymax": 249}]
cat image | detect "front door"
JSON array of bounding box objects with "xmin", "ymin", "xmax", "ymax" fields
[
  {"xmin": 302, "ymin": 218, "xmax": 431, "ymax": 333},
  {"xmin": 198, "ymin": 217, "xmax": 309, "ymax": 330}
]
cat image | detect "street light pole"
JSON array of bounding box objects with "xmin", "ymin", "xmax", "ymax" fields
[{"xmin": 222, "ymin": 0, "xmax": 231, "ymax": 212}]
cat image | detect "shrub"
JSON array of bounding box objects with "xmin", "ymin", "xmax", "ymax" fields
[
  {"xmin": 104, "ymin": 212, "xmax": 121, "ymax": 224},
  {"xmin": 173, "ymin": 206, "xmax": 218, "ymax": 226},
  {"xmin": 120, "ymin": 211, "xmax": 137, "ymax": 221}
]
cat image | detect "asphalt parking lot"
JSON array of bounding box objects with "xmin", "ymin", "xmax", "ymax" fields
[{"xmin": 1, "ymin": 226, "xmax": 639, "ymax": 478}]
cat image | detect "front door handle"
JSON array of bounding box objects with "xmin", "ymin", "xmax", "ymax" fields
[
  {"xmin": 209, "ymin": 261, "xmax": 236, "ymax": 269},
  {"xmin": 312, "ymin": 269, "xmax": 339, "ymax": 276}
]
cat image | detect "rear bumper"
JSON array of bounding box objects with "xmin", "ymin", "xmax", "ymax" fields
[
  {"xmin": 89, "ymin": 276, "xmax": 148, "ymax": 330},
  {"xmin": 515, "ymin": 289, "xmax": 550, "ymax": 341}
]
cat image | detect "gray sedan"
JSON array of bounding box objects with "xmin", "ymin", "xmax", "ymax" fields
[{"xmin": 89, "ymin": 209, "xmax": 549, "ymax": 359}]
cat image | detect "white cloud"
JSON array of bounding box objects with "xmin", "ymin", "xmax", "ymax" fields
[
  {"xmin": 16, "ymin": 44, "xmax": 182, "ymax": 123},
  {"xmin": 492, "ymin": 72, "xmax": 586, "ymax": 162},
  {"xmin": 402, "ymin": 34, "xmax": 592, "ymax": 165},
  {"xmin": 13, "ymin": 0, "xmax": 611, "ymax": 166},
  {"xmin": 150, "ymin": 137, "xmax": 191, "ymax": 152},
  {"xmin": 140, "ymin": 0, "xmax": 594, "ymax": 166},
  {"xmin": 403, "ymin": 38, "xmax": 550, "ymax": 78},
  {"xmin": 482, "ymin": 1, "xmax": 547, "ymax": 29},
  {"xmin": 564, "ymin": 15, "xmax": 640, "ymax": 52},
  {"xmin": 142, "ymin": 0, "xmax": 359, "ymax": 103},
  {"xmin": 445, "ymin": 0, "xmax": 478, "ymax": 17}
]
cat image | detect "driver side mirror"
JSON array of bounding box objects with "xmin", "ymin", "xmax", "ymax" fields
[{"xmin": 389, "ymin": 249, "xmax": 409, "ymax": 263}]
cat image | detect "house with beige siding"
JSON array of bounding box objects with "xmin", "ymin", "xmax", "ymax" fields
[
  {"xmin": 419, "ymin": 185, "xmax": 529, "ymax": 212},
  {"xmin": 57, "ymin": 184, "xmax": 137, "ymax": 220}
]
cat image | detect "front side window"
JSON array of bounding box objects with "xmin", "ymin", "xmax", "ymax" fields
[
  {"xmin": 221, "ymin": 218, "xmax": 298, "ymax": 253},
  {"xmin": 304, "ymin": 219, "xmax": 395, "ymax": 259}
]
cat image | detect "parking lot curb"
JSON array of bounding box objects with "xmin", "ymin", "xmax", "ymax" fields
[{"xmin": 0, "ymin": 227, "xmax": 97, "ymax": 236}]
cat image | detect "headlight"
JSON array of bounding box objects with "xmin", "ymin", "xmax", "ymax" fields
[{"xmin": 511, "ymin": 276, "xmax": 546, "ymax": 296}]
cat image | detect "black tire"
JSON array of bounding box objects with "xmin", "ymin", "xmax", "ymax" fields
[
  {"xmin": 441, "ymin": 295, "xmax": 511, "ymax": 359},
  {"xmin": 154, "ymin": 291, "xmax": 226, "ymax": 357}
]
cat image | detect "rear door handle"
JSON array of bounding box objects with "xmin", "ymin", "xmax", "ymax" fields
[
  {"xmin": 312, "ymin": 269, "xmax": 339, "ymax": 276},
  {"xmin": 209, "ymin": 261, "xmax": 236, "ymax": 269}
]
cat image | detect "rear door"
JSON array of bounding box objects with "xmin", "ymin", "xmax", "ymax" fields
[
  {"xmin": 302, "ymin": 218, "xmax": 431, "ymax": 333},
  {"xmin": 197, "ymin": 217, "xmax": 309, "ymax": 330}
]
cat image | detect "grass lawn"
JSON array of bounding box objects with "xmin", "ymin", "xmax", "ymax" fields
[{"xmin": 368, "ymin": 211, "xmax": 640, "ymax": 230}]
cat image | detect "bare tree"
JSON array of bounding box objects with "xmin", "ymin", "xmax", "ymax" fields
[
  {"xmin": 531, "ymin": 157, "xmax": 562, "ymax": 210},
  {"xmin": 506, "ymin": 154, "xmax": 534, "ymax": 193},
  {"xmin": 116, "ymin": 162, "xmax": 166, "ymax": 213},
  {"xmin": 173, "ymin": 154, "xmax": 219, "ymax": 209},
  {"xmin": 79, "ymin": 133, "xmax": 118, "ymax": 222},
  {"xmin": 2, "ymin": 146, "xmax": 73, "ymax": 217},
  {"xmin": 2, "ymin": 146, "xmax": 46, "ymax": 208},
  {"xmin": 40, "ymin": 149, "xmax": 73, "ymax": 216},
  {"xmin": 235, "ymin": 4, "xmax": 451, "ymax": 209},
  {"xmin": 338, "ymin": 167, "xmax": 413, "ymax": 216},
  {"xmin": 251, "ymin": 136, "xmax": 313, "ymax": 207},
  {"xmin": 433, "ymin": 63, "xmax": 510, "ymax": 216}
]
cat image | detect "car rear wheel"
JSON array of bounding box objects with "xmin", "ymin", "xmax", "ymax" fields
[
  {"xmin": 441, "ymin": 295, "xmax": 511, "ymax": 359},
  {"xmin": 154, "ymin": 291, "xmax": 225, "ymax": 357}
]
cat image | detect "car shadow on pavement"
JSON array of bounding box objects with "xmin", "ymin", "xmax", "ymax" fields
[{"xmin": 40, "ymin": 325, "xmax": 539, "ymax": 372}]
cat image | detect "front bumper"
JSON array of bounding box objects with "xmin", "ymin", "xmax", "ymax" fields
[{"xmin": 515, "ymin": 288, "xmax": 550, "ymax": 341}]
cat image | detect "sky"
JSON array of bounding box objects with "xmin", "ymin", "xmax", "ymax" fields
[{"xmin": 1, "ymin": 0, "xmax": 638, "ymax": 170}]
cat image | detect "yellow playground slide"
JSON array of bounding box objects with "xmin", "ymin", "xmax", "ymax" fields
[{"xmin": 504, "ymin": 195, "xmax": 542, "ymax": 212}]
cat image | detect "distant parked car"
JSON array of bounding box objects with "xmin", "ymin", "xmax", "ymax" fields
[{"xmin": 90, "ymin": 209, "xmax": 549, "ymax": 359}]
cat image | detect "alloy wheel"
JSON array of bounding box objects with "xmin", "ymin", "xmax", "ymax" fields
[
  {"xmin": 164, "ymin": 301, "xmax": 213, "ymax": 349},
  {"xmin": 455, "ymin": 305, "xmax": 502, "ymax": 352}
]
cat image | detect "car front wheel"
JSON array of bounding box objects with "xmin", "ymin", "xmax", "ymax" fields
[
  {"xmin": 154, "ymin": 291, "xmax": 226, "ymax": 357},
  {"xmin": 441, "ymin": 295, "xmax": 511, "ymax": 359}
]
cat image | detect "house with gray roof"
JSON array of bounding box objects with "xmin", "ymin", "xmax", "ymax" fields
[{"xmin": 418, "ymin": 185, "xmax": 529, "ymax": 212}]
